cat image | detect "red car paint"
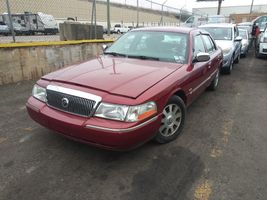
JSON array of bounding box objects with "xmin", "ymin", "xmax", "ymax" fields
[{"xmin": 26, "ymin": 27, "xmax": 223, "ymax": 150}]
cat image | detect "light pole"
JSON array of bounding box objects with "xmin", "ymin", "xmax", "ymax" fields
[{"xmin": 160, "ymin": 0, "xmax": 168, "ymax": 26}]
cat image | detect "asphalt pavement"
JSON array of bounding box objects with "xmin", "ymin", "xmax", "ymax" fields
[{"xmin": 0, "ymin": 50, "xmax": 267, "ymax": 200}]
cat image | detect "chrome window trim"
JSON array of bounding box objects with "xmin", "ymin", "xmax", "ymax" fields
[
  {"xmin": 85, "ymin": 115, "xmax": 159, "ymax": 133},
  {"xmin": 46, "ymin": 85, "xmax": 102, "ymax": 110}
]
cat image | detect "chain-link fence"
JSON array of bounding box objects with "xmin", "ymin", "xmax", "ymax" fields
[{"xmin": 0, "ymin": 0, "xmax": 198, "ymax": 43}]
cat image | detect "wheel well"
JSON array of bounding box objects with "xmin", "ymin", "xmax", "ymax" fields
[{"xmin": 174, "ymin": 90, "xmax": 187, "ymax": 105}]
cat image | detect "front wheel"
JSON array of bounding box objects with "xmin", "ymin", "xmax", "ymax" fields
[{"xmin": 154, "ymin": 96, "xmax": 186, "ymax": 144}]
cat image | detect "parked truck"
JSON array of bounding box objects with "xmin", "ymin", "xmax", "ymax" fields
[{"xmin": 112, "ymin": 24, "xmax": 130, "ymax": 34}]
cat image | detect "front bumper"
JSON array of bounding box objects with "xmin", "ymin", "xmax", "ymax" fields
[
  {"xmin": 241, "ymin": 45, "xmax": 248, "ymax": 55},
  {"xmin": 26, "ymin": 97, "xmax": 161, "ymax": 151},
  {"xmin": 259, "ymin": 43, "xmax": 267, "ymax": 55}
]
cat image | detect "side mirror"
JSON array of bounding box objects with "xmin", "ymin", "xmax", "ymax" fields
[
  {"xmin": 195, "ymin": 52, "xmax": 210, "ymax": 62},
  {"xmin": 235, "ymin": 36, "xmax": 242, "ymax": 42},
  {"xmin": 102, "ymin": 44, "xmax": 108, "ymax": 51}
]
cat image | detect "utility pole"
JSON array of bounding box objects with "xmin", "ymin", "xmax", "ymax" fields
[
  {"xmin": 249, "ymin": 0, "xmax": 254, "ymax": 21},
  {"xmin": 107, "ymin": 0, "xmax": 111, "ymax": 35},
  {"xmin": 217, "ymin": 0, "xmax": 222, "ymax": 15},
  {"xmin": 6, "ymin": 0, "xmax": 15, "ymax": 42},
  {"xmin": 136, "ymin": 0, "xmax": 139, "ymax": 27},
  {"xmin": 250, "ymin": 0, "xmax": 254, "ymax": 14}
]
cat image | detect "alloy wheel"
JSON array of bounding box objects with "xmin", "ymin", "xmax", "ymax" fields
[{"xmin": 159, "ymin": 104, "xmax": 182, "ymax": 137}]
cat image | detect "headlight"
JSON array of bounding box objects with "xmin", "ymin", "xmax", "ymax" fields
[
  {"xmin": 32, "ymin": 84, "xmax": 47, "ymax": 102},
  {"xmin": 94, "ymin": 101, "xmax": 157, "ymax": 122},
  {"xmin": 94, "ymin": 103, "xmax": 129, "ymax": 121},
  {"xmin": 222, "ymin": 47, "xmax": 231, "ymax": 55}
]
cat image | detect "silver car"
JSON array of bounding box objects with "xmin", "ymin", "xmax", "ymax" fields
[
  {"xmin": 199, "ymin": 23, "xmax": 242, "ymax": 74},
  {"xmin": 239, "ymin": 29, "xmax": 249, "ymax": 57}
]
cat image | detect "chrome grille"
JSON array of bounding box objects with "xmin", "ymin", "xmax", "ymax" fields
[{"xmin": 46, "ymin": 89, "xmax": 96, "ymax": 117}]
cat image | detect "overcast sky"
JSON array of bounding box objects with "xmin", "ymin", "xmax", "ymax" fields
[{"xmin": 115, "ymin": 0, "xmax": 267, "ymax": 11}]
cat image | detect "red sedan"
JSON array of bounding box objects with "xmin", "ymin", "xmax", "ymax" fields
[{"xmin": 26, "ymin": 27, "xmax": 223, "ymax": 150}]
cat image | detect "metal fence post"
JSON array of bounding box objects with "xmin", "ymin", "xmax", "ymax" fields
[
  {"xmin": 136, "ymin": 0, "xmax": 139, "ymax": 27},
  {"xmin": 107, "ymin": 0, "xmax": 111, "ymax": 35},
  {"xmin": 6, "ymin": 0, "xmax": 15, "ymax": 42}
]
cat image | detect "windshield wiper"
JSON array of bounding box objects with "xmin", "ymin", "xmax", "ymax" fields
[
  {"xmin": 104, "ymin": 52, "xmax": 127, "ymax": 57},
  {"xmin": 128, "ymin": 55, "xmax": 160, "ymax": 61}
]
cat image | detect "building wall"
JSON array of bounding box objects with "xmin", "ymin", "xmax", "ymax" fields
[
  {"xmin": 0, "ymin": 0, "xmax": 179, "ymax": 27},
  {"xmin": 193, "ymin": 5, "xmax": 267, "ymax": 17}
]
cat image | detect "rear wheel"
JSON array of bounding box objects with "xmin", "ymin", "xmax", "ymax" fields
[
  {"xmin": 225, "ymin": 56, "xmax": 233, "ymax": 74},
  {"xmin": 154, "ymin": 96, "xmax": 186, "ymax": 144},
  {"xmin": 208, "ymin": 70, "xmax": 220, "ymax": 91},
  {"xmin": 234, "ymin": 50, "xmax": 241, "ymax": 63}
]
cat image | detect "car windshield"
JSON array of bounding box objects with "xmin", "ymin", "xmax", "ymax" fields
[
  {"xmin": 105, "ymin": 31, "xmax": 188, "ymax": 64},
  {"xmin": 201, "ymin": 27, "xmax": 232, "ymax": 40},
  {"xmin": 239, "ymin": 30, "xmax": 248, "ymax": 39}
]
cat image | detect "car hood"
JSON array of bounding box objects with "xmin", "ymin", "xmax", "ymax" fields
[
  {"xmin": 42, "ymin": 56, "xmax": 183, "ymax": 98},
  {"xmin": 242, "ymin": 39, "xmax": 249, "ymax": 45},
  {"xmin": 215, "ymin": 40, "xmax": 233, "ymax": 50}
]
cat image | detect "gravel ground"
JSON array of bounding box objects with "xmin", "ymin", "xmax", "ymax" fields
[{"xmin": 0, "ymin": 50, "xmax": 267, "ymax": 200}]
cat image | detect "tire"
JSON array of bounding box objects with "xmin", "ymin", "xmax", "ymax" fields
[
  {"xmin": 208, "ymin": 70, "xmax": 220, "ymax": 91},
  {"xmin": 224, "ymin": 56, "xmax": 233, "ymax": 74},
  {"xmin": 234, "ymin": 50, "xmax": 240, "ymax": 64},
  {"xmin": 154, "ymin": 96, "xmax": 186, "ymax": 144}
]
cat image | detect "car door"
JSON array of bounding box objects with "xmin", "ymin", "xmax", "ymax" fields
[
  {"xmin": 233, "ymin": 26, "xmax": 242, "ymax": 59},
  {"xmin": 185, "ymin": 33, "xmax": 210, "ymax": 103},
  {"xmin": 201, "ymin": 34, "xmax": 221, "ymax": 84}
]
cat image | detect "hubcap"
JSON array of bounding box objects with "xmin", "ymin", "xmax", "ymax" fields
[{"xmin": 159, "ymin": 104, "xmax": 182, "ymax": 137}]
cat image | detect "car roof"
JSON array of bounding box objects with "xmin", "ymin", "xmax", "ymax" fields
[
  {"xmin": 132, "ymin": 26, "xmax": 197, "ymax": 34},
  {"xmin": 238, "ymin": 22, "xmax": 252, "ymax": 26},
  {"xmin": 238, "ymin": 28, "xmax": 248, "ymax": 32},
  {"xmin": 199, "ymin": 23, "xmax": 236, "ymax": 28}
]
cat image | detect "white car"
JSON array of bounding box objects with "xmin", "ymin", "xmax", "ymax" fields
[{"xmin": 256, "ymin": 27, "xmax": 267, "ymax": 58}]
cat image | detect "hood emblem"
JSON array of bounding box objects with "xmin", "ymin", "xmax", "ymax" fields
[{"xmin": 61, "ymin": 97, "xmax": 69, "ymax": 108}]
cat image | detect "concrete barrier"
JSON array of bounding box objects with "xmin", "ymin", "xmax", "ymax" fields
[
  {"xmin": 0, "ymin": 41, "xmax": 113, "ymax": 85},
  {"xmin": 59, "ymin": 22, "xmax": 104, "ymax": 41}
]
